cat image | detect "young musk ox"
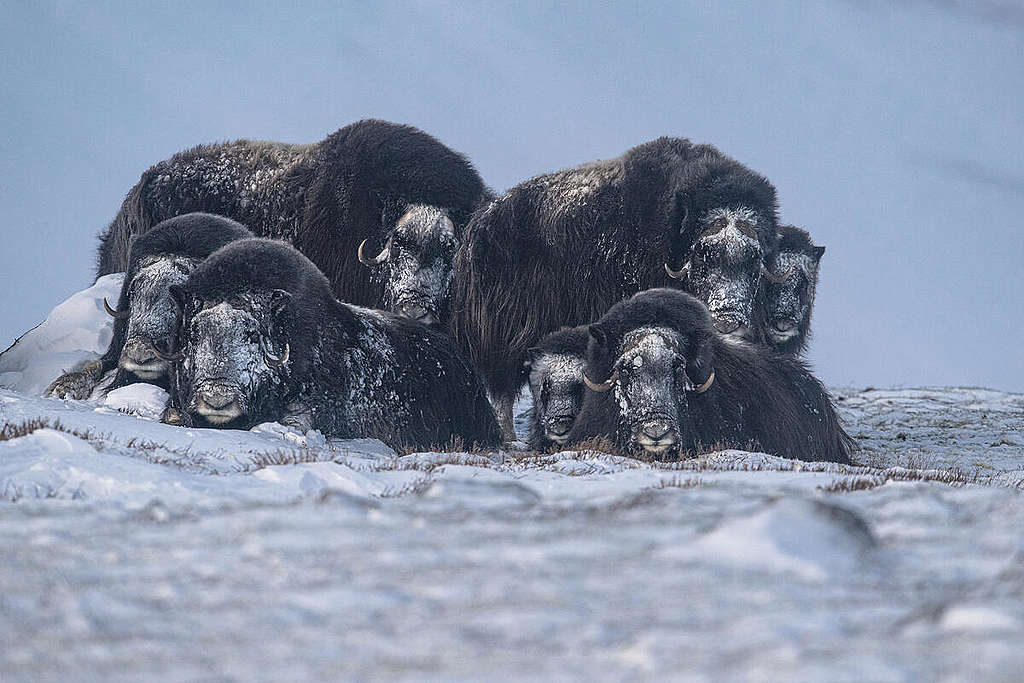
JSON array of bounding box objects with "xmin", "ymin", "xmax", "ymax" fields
[
  {"xmin": 451, "ymin": 137, "xmax": 780, "ymax": 438},
  {"xmin": 46, "ymin": 213, "xmax": 252, "ymax": 400},
  {"xmin": 96, "ymin": 119, "xmax": 487, "ymax": 325},
  {"xmin": 163, "ymin": 238, "xmax": 502, "ymax": 451},
  {"xmin": 567, "ymin": 288, "xmax": 853, "ymax": 463},
  {"xmin": 765, "ymin": 224, "xmax": 825, "ymax": 355},
  {"xmin": 524, "ymin": 326, "xmax": 590, "ymax": 450}
]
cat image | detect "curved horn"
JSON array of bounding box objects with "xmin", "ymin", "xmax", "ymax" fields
[
  {"xmin": 152, "ymin": 346, "xmax": 184, "ymax": 363},
  {"xmin": 692, "ymin": 369, "xmax": 715, "ymax": 394},
  {"xmin": 583, "ymin": 370, "xmax": 617, "ymax": 392},
  {"xmin": 103, "ymin": 298, "xmax": 129, "ymax": 319},
  {"xmin": 357, "ymin": 238, "xmax": 391, "ymax": 266},
  {"xmin": 664, "ymin": 261, "xmax": 690, "ymax": 281},
  {"xmin": 262, "ymin": 341, "xmax": 290, "ymax": 367},
  {"xmin": 761, "ymin": 264, "xmax": 795, "ymax": 284}
]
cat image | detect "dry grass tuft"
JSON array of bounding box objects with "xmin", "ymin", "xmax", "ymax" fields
[{"xmin": 1, "ymin": 418, "xmax": 60, "ymax": 441}]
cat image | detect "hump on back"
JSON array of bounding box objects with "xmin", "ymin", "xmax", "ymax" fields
[
  {"xmin": 94, "ymin": 119, "xmax": 488, "ymax": 326},
  {"xmin": 452, "ymin": 136, "xmax": 781, "ymax": 439}
]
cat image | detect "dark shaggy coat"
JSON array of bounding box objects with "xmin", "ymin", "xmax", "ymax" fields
[
  {"xmin": 46, "ymin": 212, "xmax": 252, "ymax": 399},
  {"xmin": 168, "ymin": 239, "xmax": 501, "ymax": 450},
  {"xmin": 568, "ymin": 288, "xmax": 852, "ymax": 463},
  {"xmin": 766, "ymin": 224, "xmax": 825, "ymax": 356},
  {"xmin": 451, "ymin": 137, "xmax": 778, "ymax": 434},
  {"xmin": 96, "ymin": 119, "xmax": 487, "ymax": 311}
]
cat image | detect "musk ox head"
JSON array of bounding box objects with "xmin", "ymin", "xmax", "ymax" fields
[
  {"xmin": 358, "ymin": 205, "xmax": 457, "ymax": 325},
  {"xmin": 111, "ymin": 255, "xmax": 201, "ymax": 381},
  {"xmin": 584, "ymin": 322, "xmax": 714, "ymax": 458},
  {"xmin": 665, "ymin": 207, "xmax": 774, "ymax": 341},
  {"xmin": 525, "ymin": 329, "xmax": 589, "ymax": 447},
  {"xmin": 169, "ymin": 287, "xmax": 292, "ymax": 428},
  {"xmin": 766, "ymin": 228, "xmax": 824, "ymax": 351}
]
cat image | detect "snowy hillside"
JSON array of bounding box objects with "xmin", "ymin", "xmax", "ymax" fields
[{"xmin": 1, "ymin": 286, "xmax": 1023, "ymax": 680}]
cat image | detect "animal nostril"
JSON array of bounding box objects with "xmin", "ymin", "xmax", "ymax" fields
[
  {"xmin": 642, "ymin": 422, "xmax": 671, "ymax": 440},
  {"xmin": 126, "ymin": 343, "xmax": 156, "ymax": 363},
  {"xmin": 549, "ymin": 417, "xmax": 574, "ymax": 435},
  {"xmin": 773, "ymin": 319, "xmax": 796, "ymax": 332},
  {"xmin": 201, "ymin": 391, "xmax": 234, "ymax": 410}
]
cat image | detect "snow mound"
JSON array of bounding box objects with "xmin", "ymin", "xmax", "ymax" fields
[
  {"xmin": 685, "ymin": 498, "xmax": 877, "ymax": 581},
  {"xmin": 101, "ymin": 383, "xmax": 169, "ymax": 420},
  {"xmin": 0, "ymin": 273, "xmax": 123, "ymax": 396}
]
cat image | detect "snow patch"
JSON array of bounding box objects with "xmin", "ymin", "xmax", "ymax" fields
[
  {"xmin": 683, "ymin": 498, "xmax": 877, "ymax": 581},
  {"xmin": 101, "ymin": 383, "xmax": 169, "ymax": 420},
  {"xmin": 0, "ymin": 274, "xmax": 123, "ymax": 396}
]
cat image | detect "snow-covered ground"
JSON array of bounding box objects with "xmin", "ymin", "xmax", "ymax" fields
[{"xmin": 1, "ymin": 285, "xmax": 1023, "ymax": 681}]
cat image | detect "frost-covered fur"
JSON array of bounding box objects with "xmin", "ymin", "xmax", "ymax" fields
[
  {"xmin": 451, "ymin": 136, "xmax": 779, "ymax": 437},
  {"xmin": 524, "ymin": 326, "xmax": 590, "ymax": 450},
  {"xmin": 568, "ymin": 288, "xmax": 852, "ymax": 463},
  {"xmin": 167, "ymin": 239, "xmax": 502, "ymax": 450},
  {"xmin": 678, "ymin": 207, "xmax": 770, "ymax": 339},
  {"xmin": 47, "ymin": 213, "xmax": 251, "ymax": 399},
  {"xmin": 766, "ymin": 225, "xmax": 825, "ymax": 355},
  {"xmin": 368, "ymin": 204, "xmax": 460, "ymax": 325},
  {"xmin": 95, "ymin": 119, "xmax": 487, "ymax": 321}
]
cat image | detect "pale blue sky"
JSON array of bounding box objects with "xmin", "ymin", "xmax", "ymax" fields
[{"xmin": 2, "ymin": 1, "xmax": 1022, "ymax": 390}]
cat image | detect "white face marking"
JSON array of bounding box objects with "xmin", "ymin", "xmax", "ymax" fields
[
  {"xmin": 120, "ymin": 256, "xmax": 198, "ymax": 379},
  {"xmin": 691, "ymin": 208, "xmax": 765, "ymax": 334},
  {"xmin": 697, "ymin": 207, "xmax": 763, "ymax": 259},
  {"xmin": 184, "ymin": 302, "xmax": 277, "ymax": 424},
  {"xmin": 611, "ymin": 328, "xmax": 685, "ymax": 455},
  {"xmin": 768, "ymin": 251, "xmax": 819, "ymax": 343},
  {"xmin": 383, "ymin": 205, "xmax": 458, "ymax": 323},
  {"xmin": 529, "ymin": 353, "xmax": 586, "ymax": 443}
]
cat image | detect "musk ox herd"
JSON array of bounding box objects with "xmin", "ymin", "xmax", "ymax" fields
[{"xmin": 46, "ymin": 119, "xmax": 853, "ymax": 462}]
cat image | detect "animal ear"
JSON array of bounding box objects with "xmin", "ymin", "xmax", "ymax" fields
[
  {"xmin": 685, "ymin": 333, "xmax": 715, "ymax": 388},
  {"xmin": 269, "ymin": 289, "xmax": 291, "ymax": 317},
  {"xmin": 813, "ymin": 245, "xmax": 826, "ymax": 261},
  {"xmin": 588, "ymin": 323, "xmax": 608, "ymax": 348}
]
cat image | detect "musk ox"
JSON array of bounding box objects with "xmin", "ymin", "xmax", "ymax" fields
[
  {"xmin": 46, "ymin": 213, "xmax": 252, "ymax": 399},
  {"xmin": 524, "ymin": 326, "xmax": 590, "ymax": 450},
  {"xmin": 164, "ymin": 238, "xmax": 502, "ymax": 450},
  {"xmin": 358, "ymin": 204, "xmax": 461, "ymax": 326},
  {"xmin": 765, "ymin": 224, "xmax": 825, "ymax": 355},
  {"xmin": 451, "ymin": 137, "xmax": 779, "ymax": 437},
  {"xmin": 567, "ymin": 288, "xmax": 853, "ymax": 463},
  {"xmin": 96, "ymin": 119, "xmax": 487, "ymax": 324}
]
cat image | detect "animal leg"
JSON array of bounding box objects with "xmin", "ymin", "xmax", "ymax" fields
[
  {"xmin": 45, "ymin": 359, "xmax": 105, "ymax": 400},
  {"xmin": 493, "ymin": 394, "xmax": 517, "ymax": 443},
  {"xmin": 280, "ymin": 402, "xmax": 314, "ymax": 433},
  {"xmin": 161, "ymin": 406, "xmax": 192, "ymax": 427}
]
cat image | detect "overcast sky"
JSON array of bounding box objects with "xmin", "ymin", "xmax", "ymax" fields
[{"xmin": 2, "ymin": 0, "xmax": 1022, "ymax": 390}]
